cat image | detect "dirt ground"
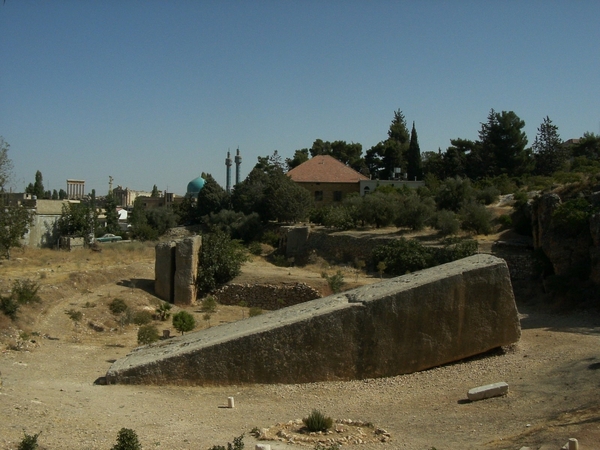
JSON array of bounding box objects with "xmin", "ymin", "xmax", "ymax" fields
[{"xmin": 1, "ymin": 236, "xmax": 600, "ymax": 450}]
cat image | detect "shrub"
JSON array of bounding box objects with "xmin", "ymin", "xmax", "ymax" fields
[
  {"xmin": 111, "ymin": 428, "xmax": 141, "ymax": 450},
  {"xmin": 552, "ymin": 198, "xmax": 595, "ymax": 237},
  {"xmin": 248, "ymin": 241, "xmax": 262, "ymax": 255},
  {"xmin": 18, "ymin": 431, "xmax": 41, "ymax": 450},
  {"xmin": 65, "ymin": 309, "xmax": 83, "ymax": 322},
  {"xmin": 434, "ymin": 209, "xmax": 460, "ymax": 236},
  {"xmin": 303, "ymin": 410, "xmax": 333, "ymax": 432},
  {"xmin": 249, "ymin": 307, "xmax": 263, "ymax": 317},
  {"xmin": 0, "ymin": 279, "xmax": 42, "ymax": 319},
  {"xmin": 475, "ymin": 185, "xmax": 500, "ymax": 205},
  {"xmin": 155, "ymin": 301, "xmax": 172, "ymax": 321},
  {"xmin": 137, "ymin": 324, "xmax": 160, "ymax": 345},
  {"xmin": 460, "ymin": 201, "xmax": 493, "ymax": 235},
  {"xmin": 109, "ymin": 298, "xmax": 128, "ymax": 315},
  {"xmin": 323, "ymin": 206, "xmax": 355, "ymax": 230},
  {"xmin": 372, "ymin": 238, "xmax": 478, "ymax": 277},
  {"xmin": 209, "ymin": 434, "xmax": 245, "ymax": 450},
  {"xmin": 11, "ymin": 279, "xmax": 41, "ymax": 305},
  {"xmin": 270, "ymin": 253, "xmax": 291, "ymax": 267},
  {"xmin": 201, "ymin": 296, "xmax": 217, "ymax": 313},
  {"xmin": 395, "ymin": 193, "xmax": 435, "ymax": 231},
  {"xmin": 132, "ymin": 310, "xmax": 153, "ymax": 325},
  {"xmin": 260, "ymin": 230, "xmax": 281, "ymax": 247},
  {"xmin": 497, "ymin": 214, "xmax": 512, "ymax": 229},
  {"xmin": 372, "ymin": 238, "xmax": 432, "ymax": 275},
  {"xmin": 197, "ymin": 230, "xmax": 247, "ymax": 294},
  {"xmin": 0, "ymin": 295, "xmax": 19, "ymax": 319},
  {"xmin": 172, "ymin": 311, "xmax": 196, "ymax": 335},
  {"xmin": 321, "ymin": 271, "xmax": 345, "ymax": 293}
]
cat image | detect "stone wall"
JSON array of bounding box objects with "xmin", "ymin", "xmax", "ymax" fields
[
  {"xmin": 107, "ymin": 254, "xmax": 521, "ymax": 386},
  {"xmin": 213, "ymin": 283, "xmax": 321, "ymax": 310}
]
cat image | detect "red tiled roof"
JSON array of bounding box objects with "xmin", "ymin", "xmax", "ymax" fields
[{"xmin": 287, "ymin": 155, "xmax": 369, "ymax": 183}]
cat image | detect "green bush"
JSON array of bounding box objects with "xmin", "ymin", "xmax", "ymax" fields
[
  {"xmin": 209, "ymin": 434, "xmax": 245, "ymax": 450},
  {"xmin": 11, "ymin": 279, "xmax": 41, "ymax": 305},
  {"xmin": 248, "ymin": 241, "xmax": 262, "ymax": 255},
  {"xmin": 552, "ymin": 198, "xmax": 595, "ymax": 237},
  {"xmin": 372, "ymin": 238, "xmax": 478, "ymax": 277},
  {"xmin": 434, "ymin": 209, "xmax": 460, "ymax": 236},
  {"xmin": 111, "ymin": 428, "xmax": 141, "ymax": 450},
  {"xmin": 260, "ymin": 230, "xmax": 281, "ymax": 247},
  {"xmin": 323, "ymin": 206, "xmax": 355, "ymax": 230},
  {"xmin": 372, "ymin": 238, "xmax": 432, "ymax": 275},
  {"xmin": 197, "ymin": 230, "xmax": 247, "ymax": 294},
  {"xmin": 65, "ymin": 309, "xmax": 83, "ymax": 322},
  {"xmin": 303, "ymin": 410, "xmax": 333, "ymax": 432},
  {"xmin": 460, "ymin": 201, "xmax": 493, "ymax": 235},
  {"xmin": 155, "ymin": 301, "xmax": 172, "ymax": 321},
  {"xmin": 172, "ymin": 311, "xmax": 196, "ymax": 335},
  {"xmin": 0, "ymin": 295, "xmax": 19, "ymax": 319},
  {"xmin": 132, "ymin": 310, "xmax": 153, "ymax": 325},
  {"xmin": 249, "ymin": 307, "xmax": 263, "ymax": 317},
  {"xmin": 497, "ymin": 214, "xmax": 512, "ymax": 229},
  {"xmin": 201, "ymin": 296, "xmax": 217, "ymax": 313},
  {"xmin": 0, "ymin": 279, "xmax": 42, "ymax": 319},
  {"xmin": 270, "ymin": 253, "xmax": 291, "ymax": 267},
  {"xmin": 109, "ymin": 298, "xmax": 128, "ymax": 315},
  {"xmin": 395, "ymin": 193, "xmax": 435, "ymax": 231},
  {"xmin": 137, "ymin": 324, "xmax": 160, "ymax": 345},
  {"xmin": 475, "ymin": 185, "xmax": 500, "ymax": 205},
  {"xmin": 17, "ymin": 431, "xmax": 41, "ymax": 450},
  {"xmin": 321, "ymin": 270, "xmax": 345, "ymax": 293}
]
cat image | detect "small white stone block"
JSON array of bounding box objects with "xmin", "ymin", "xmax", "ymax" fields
[
  {"xmin": 467, "ymin": 381, "xmax": 509, "ymax": 401},
  {"xmin": 227, "ymin": 396, "xmax": 235, "ymax": 408},
  {"xmin": 255, "ymin": 445, "xmax": 271, "ymax": 450},
  {"xmin": 566, "ymin": 438, "xmax": 579, "ymax": 450}
]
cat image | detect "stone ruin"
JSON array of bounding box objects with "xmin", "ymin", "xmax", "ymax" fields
[
  {"xmin": 154, "ymin": 236, "xmax": 201, "ymax": 305},
  {"xmin": 107, "ymin": 254, "xmax": 521, "ymax": 385}
]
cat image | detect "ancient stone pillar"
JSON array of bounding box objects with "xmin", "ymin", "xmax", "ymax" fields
[
  {"xmin": 155, "ymin": 241, "xmax": 176, "ymax": 303},
  {"xmin": 174, "ymin": 236, "xmax": 202, "ymax": 305}
]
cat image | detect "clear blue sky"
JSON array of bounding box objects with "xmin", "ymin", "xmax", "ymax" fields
[{"xmin": 1, "ymin": 1, "xmax": 599, "ymax": 196}]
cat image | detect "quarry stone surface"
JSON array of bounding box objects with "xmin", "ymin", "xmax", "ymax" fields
[
  {"xmin": 107, "ymin": 254, "xmax": 521, "ymax": 385},
  {"xmin": 467, "ymin": 381, "xmax": 509, "ymax": 401},
  {"xmin": 173, "ymin": 236, "xmax": 201, "ymax": 305},
  {"xmin": 154, "ymin": 241, "xmax": 176, "ymax": 303}
]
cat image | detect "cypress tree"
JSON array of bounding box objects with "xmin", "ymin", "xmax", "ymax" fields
[{"xmin": 407, "ymin": 122, "xmax": 423, "ymax": 180}]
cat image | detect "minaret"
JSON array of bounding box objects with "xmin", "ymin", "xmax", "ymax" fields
[
  {"xmin": 225, "ymin": 150, "xmax": 232, "ymax": 193},
  {"xmin": 234, "ymin": 147, "xmax": 242, "ymax": 186}
]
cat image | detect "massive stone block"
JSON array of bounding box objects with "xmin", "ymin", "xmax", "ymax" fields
[
  {"xmin": 173, "ymin": 236, "xmax": 201, "ymax": 305},
  {"xmin": 108, "ymin": 254, "xmax": 520, "ymax": 385},
  {"xmin": 154, "ymin": 241, "xmax": 176, "ymax": 303}
]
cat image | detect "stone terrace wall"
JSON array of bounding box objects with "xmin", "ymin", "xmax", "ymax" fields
[
  {"xmin": 302, "ymin": 230, "xmax": 397, "ymax": 264},
  {"xmin": 107, "ymin": 254, "xmax": 521, "ymax": 386},
  {"xmin": 213, "ymin": 283, "xmax": 321, "ymax": 310}
]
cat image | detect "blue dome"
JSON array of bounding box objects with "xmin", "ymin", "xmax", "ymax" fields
[{"xmin": 187, "ymin": 176, "xmax": 205, "ymax": 195}]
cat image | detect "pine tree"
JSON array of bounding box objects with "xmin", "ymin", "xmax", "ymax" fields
[
  {"xmin": 407, "ymin": 122, "xmax": 423, "ymax": 180},
  {"xmin": 532, "ymin": 116, "xmax": 567, "ymax": 175}
]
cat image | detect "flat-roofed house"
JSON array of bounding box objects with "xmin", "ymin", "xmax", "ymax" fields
[{"xmin": 287, "ymin": 155, "xmax": 369, "ymax": 207}]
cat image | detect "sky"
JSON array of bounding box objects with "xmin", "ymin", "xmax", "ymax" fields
[{"xmin": 1, "ymin": 1, "xmax": 599, "ymax": 196}]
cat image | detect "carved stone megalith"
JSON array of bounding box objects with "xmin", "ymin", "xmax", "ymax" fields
[
  {"xmin": 110, "ymin": 254, "xmax": 521, "ymax": 386},
  {"xmin": 155, "ymin": 236, "xmax": 201, "ymax": 305},
  {"xmin": 173, "ymin": 236, "xmax": 202, "ymax": 306},
  {"xmin": 154, "ymin": 241, "xmax": 176, "ymax": 303}
]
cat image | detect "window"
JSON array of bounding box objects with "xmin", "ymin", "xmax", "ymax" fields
[
  {"xmin": 314, "ymin": 191, "xmax": 323, "ymax": 201},
  {"xmin": 333, "ymin": 191, "xmax": 342, "ymax": 202},
  {"xmin": 363, "ymin": 186, "xmax": 371, "ymax": 195}
]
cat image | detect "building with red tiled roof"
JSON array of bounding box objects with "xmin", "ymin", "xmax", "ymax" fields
[{"xmin": 287, "ymin": 155, "xmax": 369, "ymax": 207}]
